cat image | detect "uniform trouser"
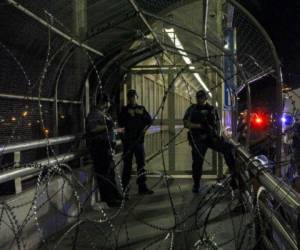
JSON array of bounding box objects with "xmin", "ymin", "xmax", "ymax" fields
[
  {"xmin": 190, "ymin": 136, "xmax": 236, "ymax": 187},
  {"xmin": 89, "ymin": 140, "xmax": 118, "ymax": 202},
  {"xmin": 122, "ymin": 142, "xmax": 146, "ymax": 191}
]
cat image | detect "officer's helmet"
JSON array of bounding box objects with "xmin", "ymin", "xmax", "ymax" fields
[
  {"xmin": 196, "ymin": 90, "xmax": 208, "ymax": 100},
  {"xmin": 127, "ymin": 89, "xmax": 138, "ymax": 98}
]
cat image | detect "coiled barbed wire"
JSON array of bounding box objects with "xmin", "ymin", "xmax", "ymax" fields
[{"xmin": 0, "ymin": 3, "xmax": 291, "ymax": 250}]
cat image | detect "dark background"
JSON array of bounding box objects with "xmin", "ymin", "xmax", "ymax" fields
[{"xmin": 239, "ymin": 0, "xmax": 300, "ymax": 88}]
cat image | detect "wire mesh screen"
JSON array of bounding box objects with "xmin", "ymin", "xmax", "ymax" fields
[
  {"xmin": 233, "ymin": 7, "xmax": 276, "ymax": 84},
  {"xmin": 0, "ymin": 2, "xmax": 85, "ymax": 168}
]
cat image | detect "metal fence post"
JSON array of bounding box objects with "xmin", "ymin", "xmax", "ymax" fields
[
  {"xmin": 14, "ymin": 151, "xmax": 22, "ymax": 194},
  {"xmin": 168, "ymin": 73, "xmax": 176, "ymax": 171}
]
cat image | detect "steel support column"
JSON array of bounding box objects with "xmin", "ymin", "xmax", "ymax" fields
[
  {"xmin": 209, "ymin": 69, "xmax": 218, "ymax": 175},
  {"xmin": 168, "ymin": 74, "xmax": 176, "ymax": 171},
  {"xmin": 73, "ymin": 0, "xmax": 88, "ymax": 135},
  {"xmin": 84, "ymin": 78, "xmax": 90, "ymax": 118},
  {"xmin": 73, "ymin": 0, "xmax": 88, "ymax": 171},
  {"xmin": 216, "ymin": 73, "xmax": 224, "ymax": 178}
]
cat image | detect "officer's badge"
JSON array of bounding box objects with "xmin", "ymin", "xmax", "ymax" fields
[
  {"xmin": 135, "ymin": 108, "xmax": 144, "ymax": 115},
  {"xmin": 128, "ymin": 109, "xmax": 135, "ymax": 116}
]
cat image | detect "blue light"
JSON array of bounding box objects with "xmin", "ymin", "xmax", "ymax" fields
[
  {"xmin": 281, "ymin": 114, "xmax": 294, "ymax": 126},
  {"xmin": 281, "ymin": 117, "xmax": 286, "ymax": 123}
]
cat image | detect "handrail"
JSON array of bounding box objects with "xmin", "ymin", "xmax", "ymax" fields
[
  {"xmin": 0, "ymin": 128, "xmax": 177, "ymax": 193},
  {"xmin": 0, "ymin": 151, "xmax": 84, "ymax": 184},
  {"xmin": 0, "ymin": 135, "xmax": 77, "ymax": 155},
  {"xmin": 230, "ymin": 138, "xmax": 300, "ymax": 212},
  {"xmin": 0, "ymin": 126, "xmax": 173, "ymax": 155},
  {"xmin": 230, "ymin": 137, "xmax": 300, "ymax": 249},
  {"xmin": 259, "ymin": 201, "xmax": 298, "ymax": 250}
]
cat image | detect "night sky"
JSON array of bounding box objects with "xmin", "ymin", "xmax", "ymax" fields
[{"xmin": 239, "ymin": 0, "xmax": 300, "ymax": 85}]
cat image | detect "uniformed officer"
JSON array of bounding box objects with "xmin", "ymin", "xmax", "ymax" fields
[
  {"xmin": 237, "ymin": 109, "xmax": 248, "ymax": 145},
  {"xmin": 86, "ymin": 94, "xmax": 121, "ymax": 207},
  {"xmin": 183, "ymin": 90, "xmax": 237, "ymax": 193},
  {"xmin": 118, "ymin": 89, "xmax": 154, "ymax": 198}
]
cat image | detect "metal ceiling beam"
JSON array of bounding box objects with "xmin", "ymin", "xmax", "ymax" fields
[
  {"xmin": 163, "ymin": 52, "xmax": 198, "ymax": 92},
  {"xmin": 7, "ymin": 0, "xmax": 104, "ymax": 56},
  {"xmin": 131, "ymin": 65, "xmax": 204, "ymax": 71},
  {"xmin": 162, "ymin": 44, "xmax": 225, "ymax": 80},
  {"xmin": 202, "ymin": 0, "xmax": 210, "ymax": 60},
  {"xmin": 130, "ymin": 69, "xmax": 199, "ymax": 92},
  {"xmin": 131, "ymin": 64, "xmax": 203, "ymax": 69},
  {"xmin": 141, "ymin": 9, "xmax": 227, "ymax": 54},
  {"xmin": 130, "ymin": 69, "xmax": 203, "ymax": 74}
]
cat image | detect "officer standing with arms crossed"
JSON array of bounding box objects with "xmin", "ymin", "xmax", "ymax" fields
[
  {"xmin": 86, "ymin": 94, "xmax": 121, "ymax": 207},
  {"xmin": 183, "ymin": 90, "xmax": 237, "ymax": 193},
  {"xmin": 118, "ymin": 89, "xmax": 154, "ymax": 199}
]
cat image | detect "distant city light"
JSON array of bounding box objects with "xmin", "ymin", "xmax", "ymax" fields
[{"xmin": 44, "ymin": 128, "xmax": 49, "ymax": 136}]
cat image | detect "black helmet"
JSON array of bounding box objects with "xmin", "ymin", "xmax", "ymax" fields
[
  {"xmin": 127, "ymin": 89, "xmax": 138, "ymax": 98},
  {"xmin": 196, "ymin": 90, "xmax": 208, "ymax": 99}
]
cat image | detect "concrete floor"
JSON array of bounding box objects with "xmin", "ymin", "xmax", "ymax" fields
[{"xmin": 45, "ymin": 178, "xmax": 253, "ymax": 250}]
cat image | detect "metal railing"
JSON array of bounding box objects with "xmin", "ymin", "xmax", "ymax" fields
[
  {"xmin": 0, "ymin": 126, "xmax": 182, "ymax": 195},
  {"xmin": 0, "ymin": 153, "xmax": 81, "ymax": 184},
  {"xmin": 0, "ymin": 135, "xmax": 77, "ymax": 154},
  {"xmin": 0, "ymin": 135, "xmax": 82, "ymax": 194},
  {"xmin": 231, "ymin": 138, "xmax": 300, "ymax": 249}
]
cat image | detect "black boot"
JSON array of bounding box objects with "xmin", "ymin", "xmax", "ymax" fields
[
  {"xmin": 192, "ymin": 183, "xmax": 200, "ymax": 193},
  {"xmin": 138, "ymin": 185, "xmax": 154, "ymax": 195}
]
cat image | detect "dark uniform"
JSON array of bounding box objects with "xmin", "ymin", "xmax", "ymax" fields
[
  {"xmin": 86, "ymin": 105, "xmax": 119, "ymax": 204},
  {"xmin": 183, "ymin": 101, "xmax": 236, "ymax": 190},
  {"xmin": 292, "ymin": 122, "xmax": 300, "ymax": 174},
  {"xmin": 237, "ymin": 113, "xmax": 248, "ymax": 145},
  {"xmin": 118, "ymin": 101, "xmax": 152, "ymax": 193}
]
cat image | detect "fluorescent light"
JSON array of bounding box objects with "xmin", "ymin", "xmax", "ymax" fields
[
  {"xmin": 165, "ymin": 28, "xmax": 174, "ymax": 33},
  {"xmin": 165, "ymin": 28, "xmax": 212, "ymax": 98},
  {"xmin": 193, "ymin": 73, "xmax": 210, "ymax": 92}
]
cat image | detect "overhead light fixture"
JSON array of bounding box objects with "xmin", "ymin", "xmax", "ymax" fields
[{"xmin": 165, "ymin": 28, "xmax": 212, "ymax": 97}]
